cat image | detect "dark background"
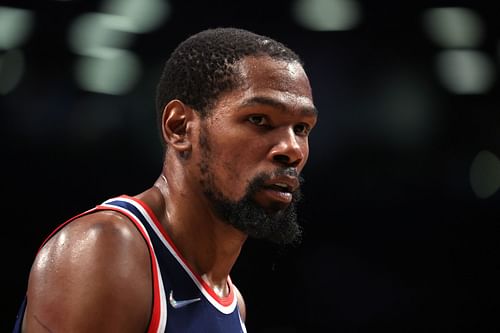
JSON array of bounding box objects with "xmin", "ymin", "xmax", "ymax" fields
[{"xmin": 2, "ymin": 0, "xmax": 499, "ymax": 331}]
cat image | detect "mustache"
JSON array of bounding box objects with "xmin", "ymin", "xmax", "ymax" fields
[{"xmin": 274, "ymin": 167, "xmax": 300, "ymax": 179}]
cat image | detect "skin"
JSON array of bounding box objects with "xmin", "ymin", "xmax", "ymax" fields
[{"xmin": 22, "ymin": 55, "xmax": 317, "ymax": 332}]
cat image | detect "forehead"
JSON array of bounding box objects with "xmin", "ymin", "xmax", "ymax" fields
[
  {"xmin": 235, "ymin": 56, "xmax": 313, "ymax": 101},
  {"xmin": 208, "ymin": 55, "xmax": 317, "ymax": 119}
]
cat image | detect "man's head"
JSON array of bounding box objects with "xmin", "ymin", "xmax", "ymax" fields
[
  {"xmin": 158, "ymin": 28, "xmax": 317, "ymax": 245},
  {"xmin": 156, "ymin": 27, "xmax": 302, "ymax": 131}
]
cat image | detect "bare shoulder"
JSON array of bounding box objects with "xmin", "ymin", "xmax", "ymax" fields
[
  {"xmin": 232, "ymin": 283, "xmax": 246, "ymax": 322},
  {"xmin": 24, "ymin": 210, "xmax": 152, "ymax": 333}
]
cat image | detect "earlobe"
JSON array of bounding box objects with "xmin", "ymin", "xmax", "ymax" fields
[{"xmin": 162, "ymin": 100, "xmax": 195, "ymax": 155}]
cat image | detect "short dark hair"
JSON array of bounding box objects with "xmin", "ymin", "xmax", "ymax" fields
[{"xmin": 155, "ymin": 27, "xmax": 302, "ymax": 141}]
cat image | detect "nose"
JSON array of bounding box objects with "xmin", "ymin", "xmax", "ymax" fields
[{"xmin": 268, "ymin": 127, "xmax": 307, "ymax": 167}]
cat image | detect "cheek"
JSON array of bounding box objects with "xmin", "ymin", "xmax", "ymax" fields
[
  {"xmin": 303, "ymin": 143, "xmax": 310, "ymax": 161},
  {"xmin": 210, "ymin": 141, "xmax": 254, "ymax": 197},
  {"xmin": 221, "ymin": 150, "xmax": 243, "ymax": 173},
  {"xmin": 298, "ymin": 142, "xmax": 310, "ymax": 171}
]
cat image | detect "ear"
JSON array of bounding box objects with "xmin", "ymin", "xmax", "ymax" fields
[{"xmin": 161, "ymin": 100, "xmax": 196, "ymax": 155}]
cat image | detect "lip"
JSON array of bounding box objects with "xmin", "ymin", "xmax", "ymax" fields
[
  {"xmin": 262, "ymin": 187, "xmax": 293, "ymax": 204},
  {"xmin": 264, "ymin": 176, "xmax": 299, "ymax": 193},
  {"xmin": 259, "ymin": 176, "xmax": 299, "ymax": 204}
]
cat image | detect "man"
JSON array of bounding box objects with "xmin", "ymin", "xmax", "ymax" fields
[{"xmin": 13, "ymin": 27, "xmax": 318, "ymax": 332}]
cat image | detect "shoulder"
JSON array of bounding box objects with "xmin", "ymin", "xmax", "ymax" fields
[
  {"xmin": 24, "ymin": 210, "xmax": 152, "ymax": 332},
  {"xmin": 38, "ymin": 210, "xmax": 150, "ymax": 272},
  {"xmin": 54, "ymin": 209, "xmax": 146, "ymax": 249}
]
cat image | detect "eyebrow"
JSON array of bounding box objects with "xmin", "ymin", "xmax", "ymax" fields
[{"xmin": 239, "ymin": 96, "xmax": 318, "ymax": 116}]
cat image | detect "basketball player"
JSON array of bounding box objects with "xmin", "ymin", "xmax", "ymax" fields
[{"xmin": 13, "ymin": 27, "xmax": 318, "ymax": 332}]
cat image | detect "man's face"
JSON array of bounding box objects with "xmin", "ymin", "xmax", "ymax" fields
[{"xmin": 196, "ymin": 56, "xmax": 317, "ymax": 244}]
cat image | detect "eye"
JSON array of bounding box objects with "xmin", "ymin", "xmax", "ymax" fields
[
  {"xmin": 294, "ymin": 123, "xmax": 311, "ymax": 136},
  {"xmin": 248, "ymin": 115, "xmax": 269, "ymax": 127}
]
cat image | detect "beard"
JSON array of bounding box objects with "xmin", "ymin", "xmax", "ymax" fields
[{"xmin": 198, "ymin": 130, "xmax": 304, "ymax": 245}]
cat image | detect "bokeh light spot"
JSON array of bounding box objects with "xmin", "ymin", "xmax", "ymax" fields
[
  {"xmin": 470, "ymin": 150, "xmax": 500, "ymax": 199},
  {"xmin": 292, "ymin": 0, "xmax": 361, "ymax": 31},
  {"xmin": 74, "ymin": 50, "xmax": 142, "ymax": 95},
  {"xmin": 436, "ymin": 50, "xmax": 495, "ymax": 94}
]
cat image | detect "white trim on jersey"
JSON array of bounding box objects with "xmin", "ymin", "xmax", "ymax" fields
[{"xmin": 238, "ymin": 310, "xmax": 248, "ymax": 333}]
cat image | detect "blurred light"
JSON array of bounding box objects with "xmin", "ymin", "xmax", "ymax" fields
[
  {"xmin": 101, "ymin": 0, "xmax": 170, "ymax": 33},
  {"xmin": 0, "ymin": 49, "xmax": 25, "ymax": 94},
  {"xmin": 68, "ymin": 13, "xmax": 135, "ymax": 57},
  {"xmin": 74, "ymin": 50, "xmax": 141, "ymax": 95},
  {"xmin": 470, "ymin": 150, "xmax": 500, "ymax": 199},
  {"xmin": 375, "ymin": 70, "xmax": 438, "ymax": 147},
  {"xmin": 436, "ymin": 50, "xmax": 495, "ymax": 94},
  {"xmin": 422, "ymin": 7, "xmax": 484, "ymax": 48},
  {"xmin": 292, "ymin": 0, "xmax": 361, "ymax": 31},
  {"xmin": 0, "ymin": 6, "xmax": 34, "ymax": 50}
]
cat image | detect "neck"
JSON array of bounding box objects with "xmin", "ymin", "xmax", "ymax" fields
[{"xmin": 149, "ymin": 171, "xmax": 247, "ymax": 297}]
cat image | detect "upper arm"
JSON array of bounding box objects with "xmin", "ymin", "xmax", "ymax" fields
[
  {"xmin": 233, "ymin": 284, "xmax": 246, "ymax": 323},
  {"xmin": 23, "ymin": 211, "xmax": 152, "ymax": 333}
]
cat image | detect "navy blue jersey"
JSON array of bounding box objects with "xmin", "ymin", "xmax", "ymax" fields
[{"xmin": 13, "ymin": 195, "xmax": 247, "ymax": 333}]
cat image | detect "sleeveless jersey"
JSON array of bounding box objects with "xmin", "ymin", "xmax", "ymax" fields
[{"xmin": 13, "ymin": 195, "xmax": 247, "ymax": 333}]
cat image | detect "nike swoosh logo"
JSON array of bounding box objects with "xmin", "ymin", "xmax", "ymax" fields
[{"xmin": 169, "ymin": 290, "xmax": 201, "ymax": 309}]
